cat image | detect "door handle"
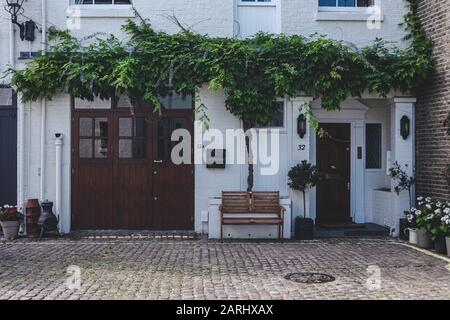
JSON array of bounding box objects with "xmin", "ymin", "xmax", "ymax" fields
[{"xmin": 153, "ymin": 160, "xmax": 163, "ymax": 164}]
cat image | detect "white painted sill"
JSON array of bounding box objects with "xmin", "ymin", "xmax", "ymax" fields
[
  {"xmin": 237, "ymin": 1, "xmax": 277, "ymax": 7},
  {"xmin": 315, "ymin": 11, "xmax": 384, "ymax": 22},
  {"xmin": 66, "ymin": 5, "xmax": 135, "ymax": 18}
]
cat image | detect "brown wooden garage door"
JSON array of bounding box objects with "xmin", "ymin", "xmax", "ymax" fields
[{"xmin": 71, "ymin": 100, "xmax": 194, "ymax": 230}]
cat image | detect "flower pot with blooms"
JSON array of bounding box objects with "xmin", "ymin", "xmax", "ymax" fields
[
  {"xmin": 405, "ymin": 205, "xmax": 420, "ymax": 245},
  {"xmin": 410, "ymin": 197, "xmax": 433, "ymax": 249},
  {"xmin": 0, "ymin": 205, "xmax": 24, "ymax": 240},
  {"xmin": 412, "ymin": 198, "xmax": 449, "ymax": 251}
]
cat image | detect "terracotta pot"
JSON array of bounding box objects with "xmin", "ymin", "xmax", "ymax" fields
[
  {"xmin": 446, "ymin": 237, "xmax": 450, "ymax": 258},
  {"xmin": 434, "ymin": 235, "xmax": 447, "ymax": 254},
  {"xmin": 0, "ymin": 221, "xmax": 20, "ymax": 240},
  {"xmin": 405, "ymin": 228, "xmax": 418, "ymax": 245},
  {"xmin": 417, "ymin": 229, "xmax": 433, "ymax": 249}
]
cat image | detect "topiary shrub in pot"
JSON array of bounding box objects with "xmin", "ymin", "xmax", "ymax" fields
[
  {"xmin": 288, "ymin": 160, "xmax": 322, "ymax": 240},
  {"xmin": 0, "ymin": 205, "xmax": 24, "ymax": 240}
]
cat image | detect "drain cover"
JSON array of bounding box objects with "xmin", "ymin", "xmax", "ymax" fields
[{"xmin": 284, "ymin": 273, "xmax": 335, "ymax": 284}]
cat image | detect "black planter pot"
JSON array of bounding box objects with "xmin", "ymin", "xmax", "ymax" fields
[
  {"xmin": 399, "ymin": 218, "xmax": 411, "ymax": 241},
  {"xmin": 295, "ymin": 217, "xmax": 314, "ymax": 240},
  {"xmin": 434, "ymin": 235, "xmax": 447, "ymax": 254}
]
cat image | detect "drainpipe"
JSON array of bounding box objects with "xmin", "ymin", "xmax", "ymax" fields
[
  {"xmin": 39, "ymin": 0, "xmax": 48, "ymax": 201},
  {"xmin": 55, "ymin": 134, "xmax": 63, "ymax": 233},
  {"xmin": 10, "ymin": 16, "xmax": 24, "ymax": 211}
]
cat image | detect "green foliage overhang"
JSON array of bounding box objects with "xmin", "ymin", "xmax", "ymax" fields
[{"xmin": 7, "ymin": 0, "xmax": 433, "ymax": 127}]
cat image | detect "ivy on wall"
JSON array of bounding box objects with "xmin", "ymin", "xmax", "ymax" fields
[
  {"xmin": 7, "ymin": 0, "xmax": 432, "ymax": 126},
  {"xmin": 5, "ymin": 0, "xmax": 433, "ymax": 191}
]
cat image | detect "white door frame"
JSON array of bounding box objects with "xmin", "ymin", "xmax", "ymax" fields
[{"xmin": 309, "ymin": 98, "xmax": 368, "ymax": 224}]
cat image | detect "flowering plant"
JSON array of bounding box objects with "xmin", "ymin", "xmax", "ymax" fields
[
  {"xmin": 0, "ymin": 205, "xmax": 24, "ymax": 222},
  {"xmin": 406, "ymin": 197, "xmax": 450, "ymax": 241}
]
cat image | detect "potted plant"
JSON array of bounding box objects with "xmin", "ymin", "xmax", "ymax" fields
[
  {"xmin": 288, "ymin": 160, "xmax": 322, "ymax": 240},
  {"xmin": 427, "ymin": 200, "xmax": 449, "ymax": 254},
  {"xmin": 389, "ymin": 162, "xmax": 416, "ymax": 239},
  {"xmin": 404, "ymin": 206, "xmax": 419, "ymax": 245},
  {"xmin": 414, "ymin": 197, "xmax": 437, "ymax": 249},
  {"xmin": 0, "ymin": 205, "xmax": 24, "ymax": 240}
]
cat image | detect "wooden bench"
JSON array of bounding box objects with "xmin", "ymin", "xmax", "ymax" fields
[{"xmin": 220, "ymin": 191, "xmax": 285, "ymax": 239}]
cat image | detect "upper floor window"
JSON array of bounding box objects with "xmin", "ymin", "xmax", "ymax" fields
[
  {"xmin": 240, "ymin": 0, "xmax": 273, "ymax": 3},
  {"xmin": 319, "ymin": 0, "xmax": 374, "ymax": 9},
  {"xmin": 73, "ymin": 0, "xmax": 131, "ymax": 4}
]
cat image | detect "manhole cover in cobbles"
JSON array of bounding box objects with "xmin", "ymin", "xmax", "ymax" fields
[{"xmin": 284, "ymin": 273, "xmax": 335, "ymax": 284}]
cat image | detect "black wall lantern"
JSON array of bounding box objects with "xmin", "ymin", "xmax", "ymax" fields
[
  {"xmin": 297, "ymin": 114, "xmax": 307, "ymax": 139},
  {"xmin": 5, "ymin": 0, "xmax": 35, "ymax": 41},
  {"xmin": 400, "ymin": 115, "xmax": 410, "ymax": 140}
]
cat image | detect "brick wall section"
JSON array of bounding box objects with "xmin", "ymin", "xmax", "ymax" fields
[{"xmin": 416, "ymin": 0, "xmax": 450, "ymax": 199}]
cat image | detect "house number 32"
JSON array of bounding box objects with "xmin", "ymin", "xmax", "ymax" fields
[{"xmin": 298, "ymin": 144, "xmax": 306, "ymax": 151}]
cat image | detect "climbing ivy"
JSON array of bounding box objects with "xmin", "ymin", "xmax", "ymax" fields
[
  {"xmin": 5, "ymin": 1, "xmax": 432, "ymax": 191},
  {"xmin": 7, "ymin": 1, "xmax": 432, "ymax": 126}
]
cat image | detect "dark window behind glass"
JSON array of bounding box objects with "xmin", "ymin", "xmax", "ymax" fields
[{"xmin": 366, "ymin": 123, "xmax": 382, "ymax": 169}]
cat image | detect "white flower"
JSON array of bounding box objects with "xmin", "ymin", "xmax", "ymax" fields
[
  {"xmin": 407, "ymin": 214, "xmax": 414, "ymax": 222},
  {"xmin": 425, "ymin": 197, "xmax": 432, "ymax": 203},
  {"xmin": 444, "ymin": 208, "xmax": 450, "ymax": 214},
  {"xmin": 435, "ymin": 209, "xmax": 442, "ymax": 214},
  {"xmin": 417, "ymin": 196, "xmax": 423, "ymax": 201},
  {"xmin": 426, "ymin": 204, "xmax": 432, "ymax": 210},
  {"xmin": 418, "ymin": 201, "xmax": 424, "ymax": 206},
  {"xmin": 415, "ymin": 210, "xmax": 422, "ymax": 215}
]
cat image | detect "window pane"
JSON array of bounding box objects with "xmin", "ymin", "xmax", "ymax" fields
[
  {"xmin": 159, "ymin": 92, "xmax": 193, "ymax": 110},
  {"xmin": 79, "ymin": 139, "xmax": 92, "ymax": 158},
  {"xmin": 75, "ymin": 97, "xmax": 111, "ymax": 109},
  {"xmin": 95, "ymin": 118, "xmax": 108, "ymax": 137},
  {"xmin": 0, "ymin": 88, "xmax": 13, "ymax": 106},
  {"xmin": 119, "ymin": 118, "xmax": 132, "ymax": 137},
  {"xmin": 134, "ymin": 118, "xmax": 147, "ymax": 137},
  {"xmin": 366, "ymin": 124, "xmax": 382, "ymax": 169},
  {"xmin": 79, "ymin": 118, "xmax": 92, "ymax": 137},
  {"xmin": 319, "ymin": 0, "xmax": 337, "ymax": 6},
  {"xmin": 357, "ymin": 0, "xmax": 373, "ymax": 6},
  {"xmin": 338, "ymin": 0, "xmax": 355, "ymax": 6},
  {"xmin": 157, "ymin": 119, "xmax": 170, "ymax": 160},
  {"xmin": 119, "ymin": 139, "xmax": 132, "ymax": 158},
  {"xmin": 95, "ymin": 139, "xmax": 108, "ymax": 158},
  {"xmin": 256, "ymin": 102, "xmax": 284, "ymax": 128}
]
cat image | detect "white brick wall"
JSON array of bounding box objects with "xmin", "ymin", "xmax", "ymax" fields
[
  {"xmin": 0, "ymin": 0, "xmax": 411, "ymax": 233},
  {"xmin": 281, "ymin": 0, "xmax": 408, "ymax": 47}
]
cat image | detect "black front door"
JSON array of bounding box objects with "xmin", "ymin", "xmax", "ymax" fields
[
  {"xmin": 316, "ymin": 123, "xmax": 351, "ymax": 226},
  {"xmin": 0, "ymin": 88, "xmax": 17, "ymax": 206}
]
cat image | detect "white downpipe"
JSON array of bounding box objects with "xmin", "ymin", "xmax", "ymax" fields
[
  {"xmin": 10, "ymin": 18, "xmax": 24, "ymax": 210},
  {"xmin": 55, "ymin": 134, "xmax": 64, "ymax": 233},
  {"xmin": 40, "ymin": 0, "xmax": 48, "ymax": 201}
]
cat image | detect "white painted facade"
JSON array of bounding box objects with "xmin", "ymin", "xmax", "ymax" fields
[{"xmin": 0, "ymin": 0, "xmax": 415, "ymax": 237}]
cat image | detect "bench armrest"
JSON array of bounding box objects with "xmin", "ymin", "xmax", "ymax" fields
[{"xmin": 280, "ymin": 206, "xmax": 286, "ymax": 221}]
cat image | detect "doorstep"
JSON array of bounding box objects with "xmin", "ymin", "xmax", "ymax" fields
[
  {"xmin": 314, "ymin": 223, "xmax": 391, "ymax": 238},
  {"xmin": 69, "ymin": 230, "xmax": 199, "ymax": 241}
]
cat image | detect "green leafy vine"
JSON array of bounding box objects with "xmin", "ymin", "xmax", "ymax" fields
[{"xmin": 6, "ymin": 1, "xmax": 432, "ymax": 130}]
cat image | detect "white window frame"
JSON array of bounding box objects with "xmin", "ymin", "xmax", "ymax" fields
[
  {"xmin": 67, "ymin": 0, "xmax": 134, "ymax": 18},
  {"xmin": 318, "ymin": 0, "xmax": 380, "ymax": 13},
  {"xmin": 71, "ymin": 0, "xmax": 132, "ymax": 5}
]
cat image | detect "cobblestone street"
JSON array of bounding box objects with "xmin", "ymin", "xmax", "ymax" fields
[{"xmin": 0, "ymin": 238, "xmax": 449, "ymax": 300}]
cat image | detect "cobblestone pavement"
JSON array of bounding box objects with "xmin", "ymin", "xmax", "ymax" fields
[{"xmin": 0, "ymin": 238, "xmax": 449, "ymax": 300}]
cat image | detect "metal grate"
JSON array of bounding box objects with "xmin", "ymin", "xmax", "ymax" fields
[{"xmin": 284, "ymin": 273, "xmax": 335, "ymax": 284}]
